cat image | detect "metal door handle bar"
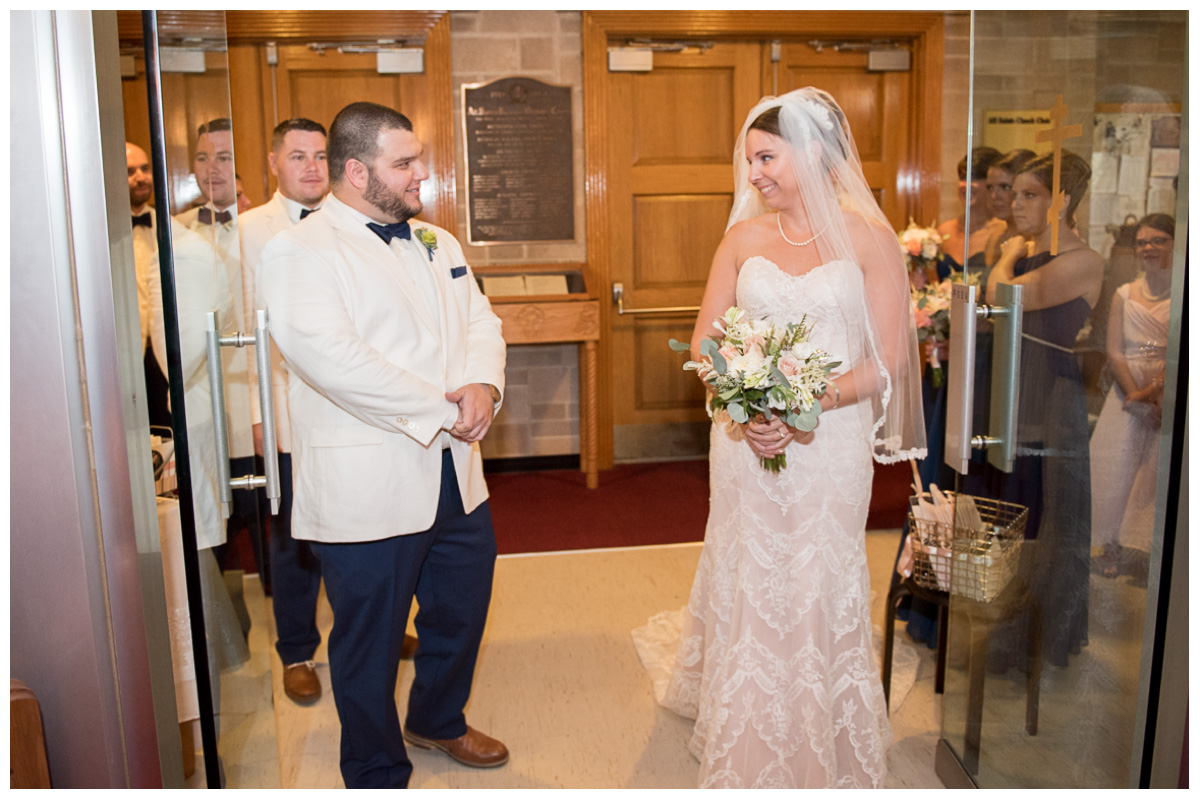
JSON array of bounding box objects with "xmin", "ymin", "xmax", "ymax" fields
[
  {"xmin": 612, "ymin": 282, "xmax": 700, "ymax": 316},
  {"xmin": 206, "ymin": 310, "xmax": 282, "ymax": 518},
  {"xmin": 945, "ymin": 281, "xmax": 1023, "ymax": 475}
]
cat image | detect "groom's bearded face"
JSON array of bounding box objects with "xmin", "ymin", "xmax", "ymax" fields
[
  {"xmin": 362, "ymin": 127, "xmax": 428, "ymax": 224},
  {"xmin": 364, "ymin": 166, "xmax": 418, "ymax": 224}
]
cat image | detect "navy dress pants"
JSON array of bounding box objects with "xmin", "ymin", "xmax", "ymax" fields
[
  {"xmin": 270, "ymin": 453, "xmax": 323, "ymax": 664},
  {"xmin": 312, "ymin": 451, "xmax": 497, "ymax": 789}
]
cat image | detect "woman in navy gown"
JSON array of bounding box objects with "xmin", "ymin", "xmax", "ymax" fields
[{"xmin": 967, "ymin": 150, "xmax": 1102, "ymax": 669}]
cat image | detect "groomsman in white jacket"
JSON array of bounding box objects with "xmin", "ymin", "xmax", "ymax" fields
[
  {"xmin": 259, "ymin": 102, "xmax": 508, "ymax": 789},
  {"xmin": 175, "ymin": 118, "xmax": 260, "ymax": 555},
  {"xmin": 239, "ymin": 118, "xmax": 331, "ymax": 706},
  {"xmin": 126, "ymin": 141, "xmax": 171, "ymax": 429}
]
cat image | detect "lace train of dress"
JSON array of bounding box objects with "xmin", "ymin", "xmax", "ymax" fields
[{"xmin": 632, "ymin": 258, "xmax": 891, "ymax": 788}]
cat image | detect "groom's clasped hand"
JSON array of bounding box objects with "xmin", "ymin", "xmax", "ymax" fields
[{"xmin": 445, "ymin": 383, "xmax": 497, "ymax": 443}]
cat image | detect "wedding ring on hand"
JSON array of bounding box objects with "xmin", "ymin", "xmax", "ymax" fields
[{"xmin": 779, "ymin": 431, "xmax": 785, "ymax": 440}]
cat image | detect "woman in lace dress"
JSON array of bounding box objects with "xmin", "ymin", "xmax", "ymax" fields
[{"xmin": 633, "ymin": 89, "xmax": 925, "ymax": 788}]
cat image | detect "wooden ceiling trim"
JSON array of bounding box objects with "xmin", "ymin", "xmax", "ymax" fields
[
  {"xmin": 588, "ymin": 10, "xmax": 944, "ymax": 40},
  {"xmin": 117, "ymin": 10, "xmax": 447, "ymax": 45}
]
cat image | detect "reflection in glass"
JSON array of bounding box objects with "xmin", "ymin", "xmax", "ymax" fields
[
  {"xmin": 940, "ymin": 10, "xmax": 1185, "ymax": 789},
  {"xmin": 140, "ymin": 11, "xmax": 271, "ymax": 786},
  {"xmin": 1090, "ymin": 215, "xmax": 1172, "ymax": 581}
]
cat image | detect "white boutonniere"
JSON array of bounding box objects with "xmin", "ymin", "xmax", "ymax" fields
[{"xmin": 415, "ymin": 228, "xmax": 438, "ymax": 261}]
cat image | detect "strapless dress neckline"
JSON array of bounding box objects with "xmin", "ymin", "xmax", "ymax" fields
[{"xmin": 740, "ymin": 255, "xmax": 854, "ymax": 281}]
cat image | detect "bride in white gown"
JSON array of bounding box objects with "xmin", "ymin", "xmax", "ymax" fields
[{"xmin": 633, "ymin": 88, "xmax": 926, "ymax": 788}]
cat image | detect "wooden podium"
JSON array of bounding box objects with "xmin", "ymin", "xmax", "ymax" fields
[{"xmin": 478, "ymin": 264, "xmax": 600, "ymax": 488}]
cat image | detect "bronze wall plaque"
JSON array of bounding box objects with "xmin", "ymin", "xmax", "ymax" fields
[{"xmin": 462, "ymin": 77, "xmax": 574, "ymax": 244}]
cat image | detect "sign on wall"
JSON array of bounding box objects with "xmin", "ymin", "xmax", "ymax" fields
[
  {"xmin": 982, "ymin": 109, "xmax": 1053, "ymax": 156},
  {"xmin": 462, "ymin": 77, "xmax": 575, "ymax": 245}
]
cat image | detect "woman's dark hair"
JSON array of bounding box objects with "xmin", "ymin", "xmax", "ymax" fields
[
  {"xmin": 1138, "ymin": 213, "xmax": 1175, "ymax": 239},
  {"xmin": 749, "ymin": 101, "xmax": 850, "ymax": 160},
  {"xmin": 328, "ymin": 102, "xmax": 413, "ymax": 184},
  {"xmin": 992, "ymin": 148, "xmax": 1038, "ymax": 178},
  {"xmin": 958, "ymin": 146, "xmax": 1002, "ymax": 181},
  {"xmin": 749, "ymin": 106, "xmax": 781, "ymax": 137},
  {"xmin": 1019, "ymin": 150, "xmax": 1092, "ymax": 228}
]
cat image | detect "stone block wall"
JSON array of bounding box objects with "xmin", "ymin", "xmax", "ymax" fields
[{"xmin": 451, "ymin": 11, "xmax": 585, "ymax": 460}]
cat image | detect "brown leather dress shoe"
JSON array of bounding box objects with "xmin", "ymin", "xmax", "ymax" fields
[
  {"xmin": 283, "ymin": 660, "xmax": 322, "ymax": 704},
  {"xmin": 403, "ymin": 726, "xmax": 509, "ymax": 768}
]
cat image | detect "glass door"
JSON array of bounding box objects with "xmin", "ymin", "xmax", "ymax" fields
[
  {"xmin": 936, "ymin": 10, "xmax": 1187, "ymax": 788},
  {"xmin": 138, "ymin": 10, "xmax": 280, "ymax": 787}
]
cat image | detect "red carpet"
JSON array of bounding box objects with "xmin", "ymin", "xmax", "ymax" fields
[{"xmin": 486, "ymin": 460, "xmax": 912, "ymax": 555}]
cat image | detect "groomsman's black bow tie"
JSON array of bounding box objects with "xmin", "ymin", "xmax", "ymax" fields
[
  {"xmin": 197, "ymin": 207, "xmax": 233, "ymax": 225},
  {"xmin": 132, "ymin": 212, "xmax": 153, "ymax": 228},
  {"xmin": 366, "ymin": 220, "xmax": 411, "ymax": 244},
  {"xmin": 299, "ymin": 207, "xmax": 318, "ymax": 220}
]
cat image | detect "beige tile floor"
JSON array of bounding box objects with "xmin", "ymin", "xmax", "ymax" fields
[{"xmin": 204, "ymin": 528, "xmax": 945, "ymax": 789}]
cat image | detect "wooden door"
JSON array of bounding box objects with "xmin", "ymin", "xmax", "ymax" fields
[
  {"xmin": 586, "ymin": 13, "xmax": 943, "ymax": 469},
  {"xmin": 774, "ymin": 44, "xmax": 914, "ymax": 230},
  {"xmin": 248, "ymin": 43, "xmax": 455, "ymax": 232},
  {"xmin": 605, "ymin": 44, "xmax": 763, "ymax": 459}
]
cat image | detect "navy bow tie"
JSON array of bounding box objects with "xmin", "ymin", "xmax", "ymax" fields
[
  {"xmin": 132, "ymin": 212, "xmax": 153, "ymax": 228},
  {"xmin": 197, "ymin": 207, "xmax": 233, "ymax": 225},
  {"xmin": 299, "ymin": 207, "xmax": 318, "ymax": 220},
  {"xmin": 366, "ymin": 220, "xmax": 411, "ymax": 244}
]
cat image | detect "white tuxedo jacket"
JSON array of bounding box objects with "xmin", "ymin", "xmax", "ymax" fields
[
  {"xmin": 175, "ymin": 204, "xmax": 252, "ymax": 458},
  {"xmin": 258, "ymin": 195, "xmax": 506, "ymax": 543},
  {"xmin": 131, "ymin": 204, "xmax": 157, "ymax": 347},
  {"xmin": 148, "ymin": 220, "xmax": 234, "ymax": 550},
  {"xmin": 239, "ymin": 191, "xmax": 315, "ymax": 453}
]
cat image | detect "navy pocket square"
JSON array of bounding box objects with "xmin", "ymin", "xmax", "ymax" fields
[{"xmin": 450, "ymin": 266, "xmax": 468, "ymax": 279}]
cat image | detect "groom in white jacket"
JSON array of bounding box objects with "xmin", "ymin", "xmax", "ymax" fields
[{"xmin": 258, "ymin": 101, "xmax": 508, "ymax": 788}]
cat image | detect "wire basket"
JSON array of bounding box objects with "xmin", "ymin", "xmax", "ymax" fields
[{"xmin": 907, "ymin": 492, "xmax": 1028, "ymax": 603}]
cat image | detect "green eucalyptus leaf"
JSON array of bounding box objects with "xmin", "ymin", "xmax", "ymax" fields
[
  {"xmin": 668, "ymin": 338, "xmax": 691, "ymax": 352},
  {"xmin": 795, "ymin": 406, "xmax": 820, "ymax": 432},
  {"xmin": 710, "ymin": 349, "xmax": 727, "ymax": 374}
]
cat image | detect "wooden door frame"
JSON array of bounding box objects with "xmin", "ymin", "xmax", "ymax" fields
[
  {"xmin": 583, "ymin": 10, "xmax": 944, "ymax": 469},
  {"xmin": 119, "ymin": 11, "xmax": 456, "ymax": 234}
]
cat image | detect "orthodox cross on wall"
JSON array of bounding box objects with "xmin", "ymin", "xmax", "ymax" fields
[{"xmin": 1035, "ymin": 95, "xmax": 1083, "ymax": 255}]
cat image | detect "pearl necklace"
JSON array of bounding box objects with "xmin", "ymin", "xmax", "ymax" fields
[
  {"xmin": 1141, "ymin": 277, "xmax": 1170, "ymax": 302},
  {"xmin": 778, "ymin": 213, "xmax": 824, "ymax": 247}
]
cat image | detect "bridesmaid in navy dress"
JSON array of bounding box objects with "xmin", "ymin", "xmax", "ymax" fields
[{"xmin": 965, "ymin": 150, "xmax": 1102, "ymax": 669}]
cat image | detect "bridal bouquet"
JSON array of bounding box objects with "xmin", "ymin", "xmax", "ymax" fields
[
  {"xmin": 911, "ymin": 270, "xmax": 979, "ymax": 387},
  {"xmin": 670, "ymin": 307, "xmax": 840, "ymax": 473},
  {"xmin": 898, "ymin": 219, "xmax": 943, "ymax": 291}
]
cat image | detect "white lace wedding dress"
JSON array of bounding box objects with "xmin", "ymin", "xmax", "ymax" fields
[{"xmin": 633, "ymin": 256, "xmax": 891, "ymax": 788}]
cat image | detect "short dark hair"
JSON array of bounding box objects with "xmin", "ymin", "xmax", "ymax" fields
[
  {"xmin": 958, "ymin": 146, "xmax": 1002, "ymax": 181},
  {"xmin": 271, "ymin": 117, "xmax": 327, "ymax": 153},
  {"xmin": 1138, "ymin": 213, "xmax": 1175, "ymax": 239},
  {"xmin": 327, "ymin": 102, "xmax": 413, "ymax": 184},
  {"xmin": 1019, "ymin": 150, "xmax": 1091, "ymax": 227},
  {"xmin": 197, "ymin": 117, "xmax": 232, "ymax": 137}
]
